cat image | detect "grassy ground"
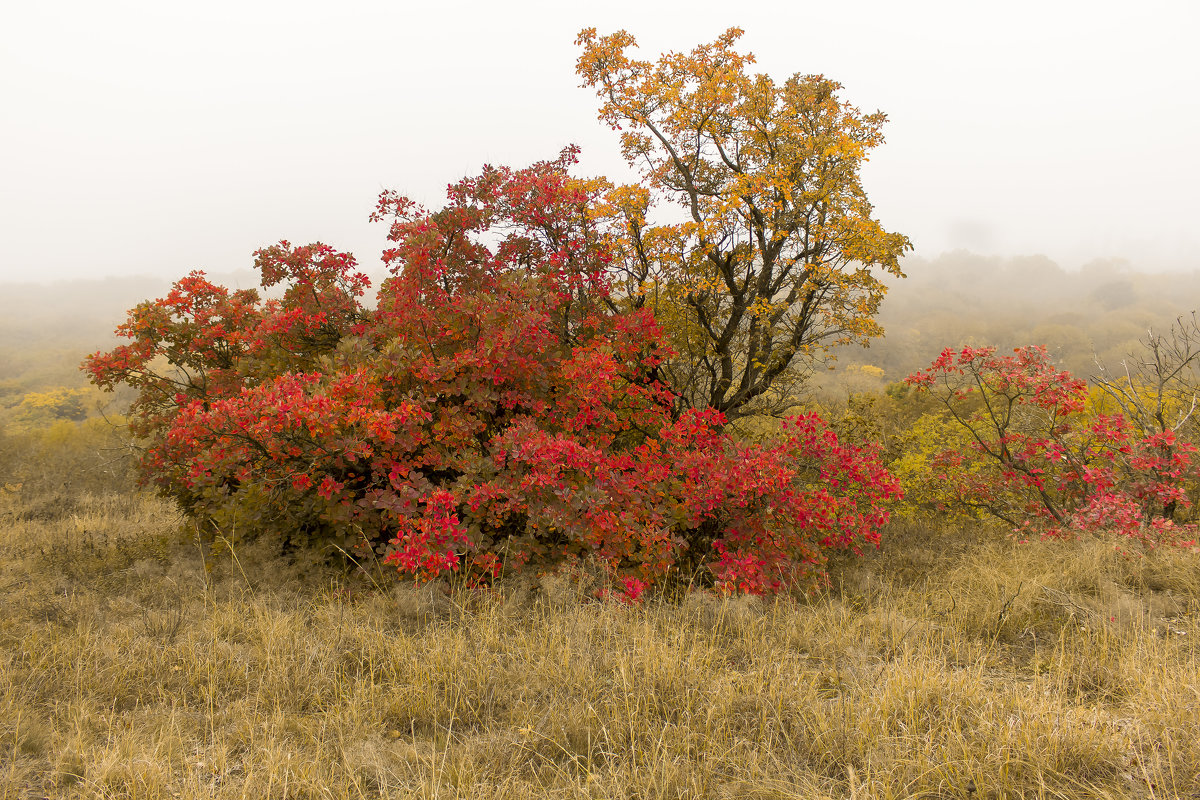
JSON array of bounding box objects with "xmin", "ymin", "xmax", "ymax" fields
[{"xmin": 0, "ymin": 490, "xmax": 1197, "ymax": 799}]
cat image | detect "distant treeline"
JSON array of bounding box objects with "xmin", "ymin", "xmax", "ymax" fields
[{"xmin": 822, "ymin": 250, "xmax": 1200, "ymax": 396}]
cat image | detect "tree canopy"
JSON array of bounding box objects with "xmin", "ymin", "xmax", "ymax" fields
[{"xmin": 577, "ymin": 27, "xmax": 910, "ymax": 420}]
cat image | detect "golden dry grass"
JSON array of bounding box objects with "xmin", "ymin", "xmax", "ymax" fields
[{"xmin": 0, "ymin": 491, "xmax": 1197, "ymax": 799}]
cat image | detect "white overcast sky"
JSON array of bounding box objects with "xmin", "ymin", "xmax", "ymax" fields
[{"xmin": 2, "ymin": 0, "xmax": 1198, "ymax": 284}]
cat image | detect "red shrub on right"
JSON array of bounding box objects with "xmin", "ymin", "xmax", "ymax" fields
[{"xmin": 907, "ymin": 345, "xmax": 1197, "ymax": 547}]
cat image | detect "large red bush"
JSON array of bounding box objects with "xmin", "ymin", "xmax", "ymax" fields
[{"xmin": 86, "ymin": 150, "xmax": 900, "ymax": 595}]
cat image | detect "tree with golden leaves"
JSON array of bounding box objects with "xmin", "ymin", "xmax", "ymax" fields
[{"xmin": 577, "ymin": 28, "xmax": 911, "ymax": 420}]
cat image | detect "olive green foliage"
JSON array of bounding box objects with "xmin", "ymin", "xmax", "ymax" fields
[{"xmin": 0, "ymin": 282, "xmax": 141, "ymax": 498}]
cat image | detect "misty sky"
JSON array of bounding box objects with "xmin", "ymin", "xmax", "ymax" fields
[{"xmin": 2, "ymin": 0, "xmax": 1198, "ymax": 285}]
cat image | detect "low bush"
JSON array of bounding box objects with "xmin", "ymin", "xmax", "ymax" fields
[{"xmin": 903, "ymin": 345, "xmax": 1198, "ymax": 548}]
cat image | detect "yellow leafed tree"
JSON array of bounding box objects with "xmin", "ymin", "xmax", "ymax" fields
[{"xmin": 577, "ymin": 27, "xmax": 911, "ymax": 420}]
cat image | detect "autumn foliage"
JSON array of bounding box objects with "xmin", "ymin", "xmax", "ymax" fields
[
  {"xmin": 577, "ymin": 28, "xmax": 910, "ymax": 419},
  {"xmin": 85, "ymin": 152, "xmax": 900, "ymax": 595},
  {"xmin": 906, "ymin": 346, "xmax": 1198, "ymax": 547}
]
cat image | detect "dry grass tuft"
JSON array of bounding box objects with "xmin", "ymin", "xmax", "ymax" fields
[{"xmin": 0, "ymin": 493, "xmax": 1196, "ymax": 798}]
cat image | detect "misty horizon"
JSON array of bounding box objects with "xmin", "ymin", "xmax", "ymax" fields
[{"xmin": 2, "ymin": 1, "xmax": 1198, "ymax": 284}]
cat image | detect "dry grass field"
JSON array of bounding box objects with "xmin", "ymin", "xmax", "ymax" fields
[{"xmin": 1, "ymin": 489, "xmax": 1197, "ymax": 799}]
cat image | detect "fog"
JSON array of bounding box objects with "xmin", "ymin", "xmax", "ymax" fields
[{"xmin": 2, "ymin": 0, "xmax": 1198, "ymax": 284}]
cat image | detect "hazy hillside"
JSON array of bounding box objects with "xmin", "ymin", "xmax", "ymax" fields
[
  {"xmin": 2, "ymin": 253, "xmax": 1198, "ymax": 421},
  {"xmin": 821, "ymin": 251, "xmax": 1200, "ymax": 397}
]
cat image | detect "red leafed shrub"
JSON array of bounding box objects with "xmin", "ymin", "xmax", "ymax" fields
[
  {"xmin": 85, "ymin": 149, "xmax": 900, "ymax": 595},
  {"xmin": 906, "ymin": 345, "xmax": 1197, "ymax": 547}
]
